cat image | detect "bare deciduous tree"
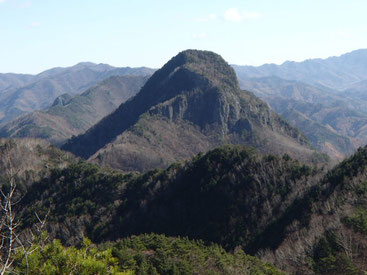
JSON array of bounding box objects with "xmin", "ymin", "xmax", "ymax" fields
[
  {"xmin": 0, "ymin": 150, "xmax": 19, "ymax": 274},
  {"xmin": 0, "ymin": 143, "xmax": 48, "ymax": 274}
]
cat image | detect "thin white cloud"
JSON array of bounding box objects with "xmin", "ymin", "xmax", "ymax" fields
[
  {"xmin": 193, "ymin": 32, "xmax": 208, "ymax": 40},
  {"xmin": 242, "ymin": 11, "xmax": 261, "ymax": 20},
  {"xmin": 197, "ymin": 8, "xmax": 260, "ymax": 24},
  {"xmin": 29, "ymin": 21, "xmax": 40, "ymax": 28},
  {"xmin": 196, "ymin": 13, "xmax": 217, "ymax": 22},
  {"xmin": 0, "ymin": 0, "xmax": 8, "ymax": 3},
  {"xmin": 223, "ymin": 8, "xmax": 260, "ymax": 22},
  {"xmin": 223, "ymin": 8, "xmax": 243, "ymax": 22}
]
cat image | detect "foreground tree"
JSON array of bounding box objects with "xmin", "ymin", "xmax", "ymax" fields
[
  {"xmin": 0, "ymin": 141, "xmax": 47, "ymax": 274},
  {"xmin": 0, "ymin": 144, "xmax": 19, "ymax": 274}
]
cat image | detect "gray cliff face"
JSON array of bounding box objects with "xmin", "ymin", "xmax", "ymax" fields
[
  {"xmin": 144, "ymin": 52, "xmax": 244, "ymax": 138},
  {"xmin": 148, "ymin": 85, "xmax": 242, "ymax": 139}
]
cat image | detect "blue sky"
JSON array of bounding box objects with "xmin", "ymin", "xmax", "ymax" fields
[{"xmin": 1, "ymin": 0, "xmax": 367, "ymax": 74}]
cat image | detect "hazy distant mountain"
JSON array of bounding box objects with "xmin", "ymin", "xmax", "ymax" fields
[
  {"xmin": 0, "ymin": 73, "xmax": 34, "ymax": 92},
  {"xmin": 340, "ymin": 79, "xmax": 367, "ymax": 103},
  {"xmin": 0, "ymin": 62, "xmax": 155, "ymax": 124},
  {"xmin": 281, "ymin": 108, "xmax": 355, "ymax": 159},
  {"xmin": 237, "ymin": 76, "xmax": 358, "ymax": 159},
  {"xmin": 237, "ymin": 76, "xmax": 347, "ymax": 107},
  {"xmin": 0, "ymin": 75, "xmax": 148, "ymax": 145},
  {"xmin": 62, "ymin": 50, "xmax": 324, "ymax": 172},
  {"xmin": 233, "ymin": 49, "xmax": 367, "ymax": 90}
]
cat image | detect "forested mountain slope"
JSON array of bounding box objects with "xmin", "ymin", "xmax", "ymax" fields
[
  {"xmin": 19, "ymin": 145, "xmax": 321, "ymax": 250},
  {"xmin": 17, "ymin": 142, "xmax": 367, "ymax": 273}
]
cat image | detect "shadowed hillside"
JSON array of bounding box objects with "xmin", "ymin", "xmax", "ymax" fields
[
  {"xmin": 18, "ymin": 142, "xmax": 367, "ymax": 273},
  {"xmin": 250, "ymin": 145, "xmax": 367, "ymax": 274},
  {"xmin": 19, "ymin": 145, "xmax": 322, "ymax": 248}
]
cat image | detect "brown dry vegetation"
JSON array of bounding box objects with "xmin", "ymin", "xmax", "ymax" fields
[{"xmin": 0, "ymin": 138, "xmax": 74, "ymax": 189}]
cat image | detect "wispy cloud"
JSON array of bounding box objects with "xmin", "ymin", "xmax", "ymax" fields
[
  {"xmin": 0, "ymin": 0, "xmax": 8, "ymax": 3},
  {"xmin": 197, "ymin": 8, "xmax": 260, "ymax": 23},
  {"xmin": 19, "ymin": 1, "xmax": 32, "ymax": 8},
  {"xmin": 29, "ymin": 21, "xmax": 40, "ymax": 28},
  {"xmin": 196, "ymin": 13, "xmax": 217, "ymax": 22},
  {"xmin": 223, "ymin": 8, "xmax": 260, "ymax": 22},
  {"xmin": 192, "ymin": 32, "xmax": 208, "ymax": 40}
]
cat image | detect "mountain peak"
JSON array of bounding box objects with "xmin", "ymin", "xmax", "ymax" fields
[
  {"xmin": 162, "ymin": 49, "xmax": 239, "ymax": 90},
  {"xmin": 131, "ymin": 49, "xmax": 240, "ymax": 110},
  {"xmin": 74, "ymin": 61, "xmax": 96, "ymax": 67},
  {"xmin": 62, "ymin": 50, "xmax": 320, "ymax": 171}
]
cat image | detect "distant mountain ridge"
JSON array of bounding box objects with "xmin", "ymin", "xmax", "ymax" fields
[
  {"xmin": 237, "ymin": 76, "xmax": 358, "ymax": 159},
  {"xmin": 4, "ymin": 49, "xmax": 367, "ymax": 162},
  {"xmin": 0, "ymin": 75, "xmax": 148, "ymax": 145},
  {"xmin": 0, "ymin": 62, "xmax": 155, "ymax": 124},
  {"xmin": 62, "ymin": 50, "xmax": 324, "ymax": 172},
  {"xmin": 233, "ymin": 49, "xmax": 367, "ymax": 90},
  {"xmin": 0, "ymin": 73, "xmax": 34, "ymax": 92}
]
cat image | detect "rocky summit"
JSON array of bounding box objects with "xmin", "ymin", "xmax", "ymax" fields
[{"xmin": 62, "ymin": 50, "xmax": 323, "ymax": 172}]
